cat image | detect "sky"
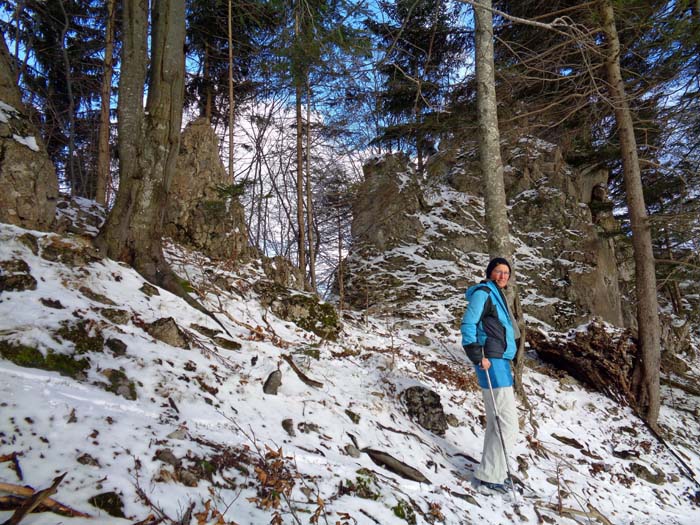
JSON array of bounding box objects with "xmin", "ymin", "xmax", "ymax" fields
[{"xmin": 2, "ymin": 193, "xmax": 700, "ymax": 524}]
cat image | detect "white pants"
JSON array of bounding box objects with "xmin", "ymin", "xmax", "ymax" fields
[{"xmin": 474, "ymin": 385, "xmax": 518, "ymax": 484}]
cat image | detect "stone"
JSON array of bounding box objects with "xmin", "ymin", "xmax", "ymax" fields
[
  {"xmin": 282, "ymin": 418, "xmax": 296, "ymax": 436},
  {"xmin": 145, "ymin": 317, "xmax": 190, "ymax": 349},
  {"xmin": 255, "ymin": 281, "xmax": 341, "ymax": 340},
  {"xmin": 164, "ymin": 118, "xmax": 251, "ymax": 262},
  {"xmin": 0, "ymin": 258, "xmax": 36, "ymax": 292},
  {"xmin": 88, "ymin": 491, "xmax": 125, "ymax": 518},
  {"xmin": 401, "ymin": 386, "xmax": 448, "ymax": 436},
  {"xmin": 0, "ymin": 35, "xmax": 58, "ymax": 231},
  {"xmin": 263, "ymin": 370, "xmax": 282, "ymax": 395}
]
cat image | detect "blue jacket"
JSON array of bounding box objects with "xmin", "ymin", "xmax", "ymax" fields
[{"xmin": 461, "ymin": 280, "xmax": 517, "ymax": 388}]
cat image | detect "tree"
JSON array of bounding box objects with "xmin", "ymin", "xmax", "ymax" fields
[
  {"xmin": 472, "ymin": 0, "xmax": 527, "ymax": 399},
  {"xmin": 599, "ymin": 0, "xmax": 661, "ymax": 429},
  {"xmin": 367, "ymin": 0, "xmax": 469, "ymax": 172},
  {"xmin": 96, "ymin": 0, "xmax": 186, "ymax": 292},
  {"xmin": 95, "ymin": 0, "xmax": 116, "ymax": 205}
]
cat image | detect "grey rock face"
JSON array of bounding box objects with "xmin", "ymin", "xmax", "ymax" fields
[
  {"xmin": 164, "ymin": 117, "xmax": 250, "ymax": 261},
  {"xmin": 343, "ymin": 138, "xmax": 631, "ymax": 331}
]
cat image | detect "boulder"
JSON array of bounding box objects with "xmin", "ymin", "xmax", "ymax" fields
[{"xmin": 401, "ymin": 385, "xmax": 448, "ymax": 436}]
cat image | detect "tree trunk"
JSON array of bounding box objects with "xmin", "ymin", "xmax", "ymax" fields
[
  {"xmin": 294, "ymin": 4, "xmax": 306, "ymax": 277},
  {"xmin": 57, "ymin": 0, "xmax": 79, "ymax": 196},
  {"xmin": 95, "ymin": 0, "xmax": 116, "ymax": 205},
  {"xmin": 600, "ymin": 0, "xmax": 661, "ymax": 429},
  {"xmin": 97, "ymin": 0, "xmax": 185, "ymax": 291},
  {"xmin": 306, "ymin": 82, "xmax": 316, "ymax": 290},
  {"xmin": 473, "ymin": 0, "xmax": 527, "ymax": 399},
  {"xmin": 227, "ymin": 0, "xmax": 235, "ymax": 180}
]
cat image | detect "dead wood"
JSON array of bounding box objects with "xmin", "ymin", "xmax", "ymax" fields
[
  {"xmin": 1, "ymin": 472, "xmax": 91, "ymax": 525},
  {"xmin": 282, "ymin": 353, "xmax": 323, "ymax": 388},
  {"xmin": 0, "ymin": 477, "xmax": 91, "ymax": 520},
  {"xmin": 361, "ymin": 448, "xmax": 430, "ymax": 483},
  {"xmin": 535, "ymin": 501, "xmax": 613, "ymax": 525},
  {"xmin": 0, "ymin": 453, "xmax": 22, "ymax": 481},
  {"xmin": 528, "ymin": 322, "xmax": 638, "ymax": 407}
]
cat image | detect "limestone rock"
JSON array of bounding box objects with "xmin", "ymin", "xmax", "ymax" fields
[
  {"xmin": 164, "ymin": 118, "xmax": 250, "ymax": 261},
  {"xmin": 145, "ymin": 317, "xmax": 190, "ymax": 349},
  {"xmin": 352, "ymin": 153, "xmax": 425, "ymax": 252},
  {"xmin": 0, "ymin": 37, "xmax": 58, "ymax": 231}
]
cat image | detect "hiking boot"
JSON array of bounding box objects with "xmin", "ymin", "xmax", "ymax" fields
[{"xmin": 474, "ymin": 479, "xmax": 508, "ymax": 495}]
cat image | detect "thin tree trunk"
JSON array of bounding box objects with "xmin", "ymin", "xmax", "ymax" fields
[
  {"xmin": 96, "ymin": 0, "xmax": 116, "ymax": 205},
  {"xmin": 306, "ymin": 82, "xmax": 316, "ymax": 290},
  {"xmin": 294, "ymin": 4, "xmax": 306, "ymax": 276},
  {"xmin": 337, "ymin": 206, "xmax": 344, "ymax": 312},
  {"xmin": 474, "ymin": 0, "xmax": 527, "ymax": 398},
  {"xmin": 57, "ymin": 0, "xmax": 79, "ymax": 196},
  {"xmin": 600, "ymin": 0, "xmax": 660, "ymax": 429},
  {"xmin": 227, "ymin": 0, "xmax": 235, "ymax": 180}
]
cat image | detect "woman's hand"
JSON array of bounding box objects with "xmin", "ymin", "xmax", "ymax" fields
[{"xmin": 480, "ymin": 357, "xmax": 491, "ymax": 370}]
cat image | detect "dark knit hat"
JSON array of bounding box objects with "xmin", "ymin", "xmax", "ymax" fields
[{"xmin": 485, "ymin": 257, "xmax": 511, "ymax": 279}]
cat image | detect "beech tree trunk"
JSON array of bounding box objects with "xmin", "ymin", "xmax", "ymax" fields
[
  {"xmin": 600, "ymin": 0, "xmax": 661, "ymax": 429},
  {"xmin": 473, "ymin": 0, "xmax": 527, "ymax": 398},
  {"xmin": 95, "ymin": 0, "xmax": 116, "ymax": 205},
  {"xmin": 97, "ymin": 0, "xmax": 185, "ymax": 290},
  {"xmin": 227, "ymin": 0, "xmax": 235, "ymax": 180}
]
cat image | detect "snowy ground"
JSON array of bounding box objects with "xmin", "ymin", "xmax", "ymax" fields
[{"xmin": 1, "ymin": 221, "xmax": 699, "ymax": 525}]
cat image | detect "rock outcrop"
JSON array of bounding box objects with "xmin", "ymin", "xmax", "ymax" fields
[
  {"xmin": 342, "ymin": 137, "xmax": 631, "ymax": 333},
  {"xmin": 0, "ymin": 35, "xmax": 58, "ymax": 231},
  {"xmin": 164, "ymin": 118, "xmax": 250, "ymax": 261}
]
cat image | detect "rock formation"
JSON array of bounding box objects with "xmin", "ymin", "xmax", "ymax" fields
[
  {"xmin": 0, "ymin": 35, "xmax": 58, "ymax": 231},
  {"xmin": 342, "ymin": 137, "xmax": 632, "ymax": 333},
  {"xmin": 164, "ymin": 117, "xmax": 250, "ymax": 261}
]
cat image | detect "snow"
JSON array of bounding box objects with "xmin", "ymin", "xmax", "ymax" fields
[
  {"xmin": 12, "ymin": 134, "xmax": 39, "ymax": 151},
  {"xmin": 2, "ymin": 216, "xmax": 700, "ymax": 524}
]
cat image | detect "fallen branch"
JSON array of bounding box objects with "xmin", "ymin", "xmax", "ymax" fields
[
  {"xmin": 535, "ymin": 501, "xmax": 613, "ymax": 525},
  {"xmin": 282, "ymin": 354, "xmax": 323, "ymax": 388},
  {"xmin": 0, "ymin": 477, "xmax": 91, "ymax": 520},
  {"xmin": 1, "ymin": 473, "xmax": 91, "ymax": 524},
  {"xmin": 0, "ymin": 453, "xmax": 22, "ymax": 481}
]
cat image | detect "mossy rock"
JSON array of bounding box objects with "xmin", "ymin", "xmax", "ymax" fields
[
  {"xmin": 18, "ymin": 233, "xmax": 39, "ymax": 255},
  {"xmin": 55, "ymin": 320, "xmax": 105, "ymax": 354},
  {"xmin": 393, "ymin": 499, "xmax": 417, "ymax": 525},
  {"xmin": 255, "ymin": 282, "xmax": 341, "ymax": 340},
  {"xmin": 39, "ymin": 237, "xmax": 99, "ymax": 267},
  {"xmin": 0, "ymin": 258, "xmax": 37, "ymax": 292},
  {"xmin": 100, "ymin": 308, "xmax": 131, "ymax": 325},
  {"xmin": 80, "ymin": 286, "xmax": 116, "ymax": 306},
  {"xmin": 101, "ymin": 368, "xmax": 137, "ymax": 400},
  {"xmin": 213, "ymin": 336, "xmax": 242, "ymax": 351},
  {"xmin": 0, "ymin": 340, "xmax": 90, "ymax": 379},
  {"xmin": 88, "ymin": 491, "xmax": 125, "ymax": 518}
]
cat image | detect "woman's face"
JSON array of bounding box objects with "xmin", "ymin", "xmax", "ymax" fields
[{"xmin": 490, "ymin": 264, "xmax": 510, "ymax": 288}]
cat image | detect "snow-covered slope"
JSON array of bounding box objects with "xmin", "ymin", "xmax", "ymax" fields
[{"xmin": 1, "ymin": 221, "xmax": 699, "ymax": 525}]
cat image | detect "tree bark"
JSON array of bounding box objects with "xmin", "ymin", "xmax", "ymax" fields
[
  {"xmin": 599, "ymin": 0, "xmax": 661, "ymax": 429},
  {"xmin": 294, "ymin": 3, "xmax": 306, "ymax": 277},
  {"xmin": 473, "ymin": 0, "xmax": 527, "ymax": 399},
  {"xmin": 97, "ymin": 0, "xmax": 185, "ymax": 291},
  {"xmin": 227, "ymin": 0, "xmax": 235, "ymax": 180},
  {"xmin": 306, "ymin": 81, "xmax": 316, "ymax": 290},
  {"xmin": 95, "ymin": 0, "xmax": 116, "ymax": 205}
]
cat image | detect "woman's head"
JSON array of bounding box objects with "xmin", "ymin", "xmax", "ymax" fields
[{"xmin": 485, "ymin": 257, "xmax": 511, "ymax": 288}]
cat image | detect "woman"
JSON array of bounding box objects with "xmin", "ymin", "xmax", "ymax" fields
[{"xmin": 461, "ymin": 257, "xmax": 520, "ymax": 495}]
